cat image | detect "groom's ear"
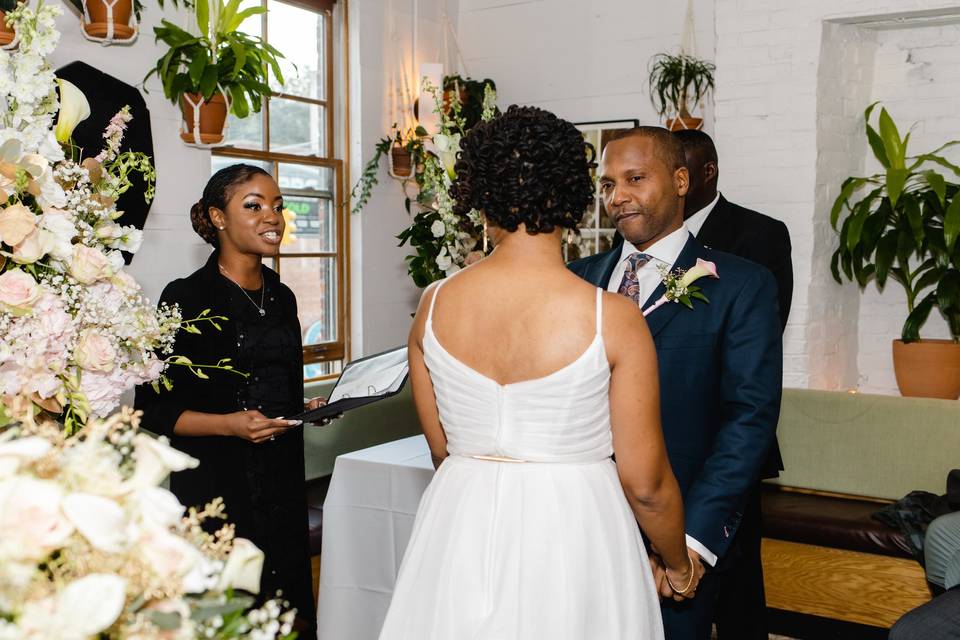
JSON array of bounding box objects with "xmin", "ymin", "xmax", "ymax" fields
[{"xmin": 674, "ymin": 166, "xmax": 690, "ymax": 198}]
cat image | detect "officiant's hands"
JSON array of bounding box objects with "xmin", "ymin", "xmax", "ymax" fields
[
  {"xmin": 303, "ymin": 397, "xmax": 344, "ymax": 426},
  {"xmin": 226, "ymin": 410, "xmax": 302, "ymax": 443}
]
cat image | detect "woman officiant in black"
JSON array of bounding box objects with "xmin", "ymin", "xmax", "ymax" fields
[{"xmin": 135, "ymin": 164, "xmax": 322, "ymax": 634}]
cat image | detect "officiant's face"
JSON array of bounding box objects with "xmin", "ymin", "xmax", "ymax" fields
[
  {"xmin": 599, "ymin": 136, "xmax": 688, "ymax": 251},
  {"xmin": 213, "ymin": 173, "xmax": 286, "ymax": 257}
]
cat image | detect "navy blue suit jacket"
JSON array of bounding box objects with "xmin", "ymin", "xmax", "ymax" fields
[{"xmin": 569, "ymin": 233, "xmax": 782, "ymax": 560}]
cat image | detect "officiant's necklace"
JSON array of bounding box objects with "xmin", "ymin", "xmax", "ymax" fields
[{"xmin": 218, "ymin": 262, "xmax": 266, "ymax": 316}]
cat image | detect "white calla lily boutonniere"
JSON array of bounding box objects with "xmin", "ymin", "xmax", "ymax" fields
[{"xmin": 643, "ymin": 258, "xmax": 720, "ymax": 317}]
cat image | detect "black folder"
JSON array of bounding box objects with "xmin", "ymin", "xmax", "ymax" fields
[{"xmin": 292, "ymin": 345, "xmax": 409, "ymax": 423}]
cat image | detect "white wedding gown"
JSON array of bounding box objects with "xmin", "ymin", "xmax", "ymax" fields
[{"xmin": 378, "ymin": 285, "xmax": 664, "ymax": 640}]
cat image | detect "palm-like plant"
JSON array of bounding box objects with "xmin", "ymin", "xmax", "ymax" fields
[
  {"xmin": 146, "ymin": 0, "xmax": 285, "ymax": 119},
  {"xmin": 648, "ymin": 53, "xmax": 715, "ymax": 118},
  {"xmin": 831, "ymin": 103, "xmax": 960, "ymax": 342}
]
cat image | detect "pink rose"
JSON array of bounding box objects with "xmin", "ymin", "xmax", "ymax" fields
[
  {"xmin": 0, "ymin": 269, "xmax": 41, "ymax": 315},
  {"xmin": 0, "ymin": 204, "xmax": 37, "ymax": 246},
  {"xmin": 11, "ymin": 229, "xmax": 52, "ymax": 265},
  {"xmin": 69, "ymin": 244, "xmax": 112, "ymax": 284},
  {"xmin": 74, "ymin": 330, "xmax": 116, "ymax": 373},
  {"xmin": 0, "ymin": 477, "xmax": 75, "ymax": 561},
  {"xmin": 464, "ymin": 250, "xmax": 485, "ymax": 266}
]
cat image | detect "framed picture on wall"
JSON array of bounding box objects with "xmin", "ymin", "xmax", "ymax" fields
[{"xmin": 568, "ymin": 119, "xmax": 639, "ymax": 261}]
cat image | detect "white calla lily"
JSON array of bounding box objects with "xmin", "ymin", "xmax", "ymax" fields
[
  {"xmin": 217, "ymin": 537, "xmax": 265, "ymax": 594},
  {"xmin": 19, "ymin": 573, "xmax": 128, "ymax": 639},
  {"xmin": 126, "ymin": 433, "xmax": 199, "ymax": 489},
  {"xmin": 62, "ymin": 493, "xmax": 130, "ymax": 553},
  {"xmin": 54, "ymin": 79, "xmax": 91, "ymax": 144}
]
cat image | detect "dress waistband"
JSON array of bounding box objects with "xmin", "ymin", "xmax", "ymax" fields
[{"xmin": 451, "ymin": 454, "xmax": 611, "ymax": 465}]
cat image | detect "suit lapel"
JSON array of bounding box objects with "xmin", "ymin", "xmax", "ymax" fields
[
  {"xmin": 643, "ymin": 234, "xmax": 704, "ymax": 337},
  {"xmin": 585, "ymin": 248, "xmax": 622, "ymax": 289},
  {"xmin": 695, "ymin": 194, "xmax": 731, "ymax": 249}
]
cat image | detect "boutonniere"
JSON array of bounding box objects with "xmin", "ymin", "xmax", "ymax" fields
[{"xmin": 643, "ymin": 258, "xmax": 720, "ymax": 317}]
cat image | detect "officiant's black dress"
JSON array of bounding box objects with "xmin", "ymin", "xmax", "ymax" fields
[{"xmin": 135, "ymin": 251, "xmax": 314, "ymax": 629}]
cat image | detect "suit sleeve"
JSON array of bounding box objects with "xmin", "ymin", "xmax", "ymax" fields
[
  {"xmin": 134, "ymin": 282, "xmax": 191, "ymax": 437},
  {"xmin": 765, "ymin": 221, "xmax": 793, "ymax": 332},
  {"xmin": 683, "ymin": 267, "xmax": 783, "ymax": 559}
]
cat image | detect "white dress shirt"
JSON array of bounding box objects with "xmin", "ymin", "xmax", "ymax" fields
[
  {"xmin": 683, "ymin": 191, "xmax": 721, "ymax": 238},
  {"xmin": 605, "ymin": 223, "xmax": 719, "ymax": 567}
]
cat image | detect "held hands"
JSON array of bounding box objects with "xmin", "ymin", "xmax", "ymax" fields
[
  {"xmin": 225, "ymin": 410, "xmax": 302, "ymax": 444},
  {"xmin": 649, "ymin": 548, "xmax": 704, "ymax": 602}
]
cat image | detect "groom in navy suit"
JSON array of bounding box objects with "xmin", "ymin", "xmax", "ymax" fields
[{"xmin": 569, "ymin": 127, "xmax": 782, "ymax": 640}]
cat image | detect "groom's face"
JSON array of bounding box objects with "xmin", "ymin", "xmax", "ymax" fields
[{"xmin": 599, "ymin": 136, "xmax": 688, "ymax": 251}]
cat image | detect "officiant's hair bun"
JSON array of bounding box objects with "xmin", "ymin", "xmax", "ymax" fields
[
  {"xmin": 191, "ymin": 163, "xmax": 272, "ymax": 246},
  {"xmin": 450, "ymin": 105, "xmax": 596, "ymax": 234}
]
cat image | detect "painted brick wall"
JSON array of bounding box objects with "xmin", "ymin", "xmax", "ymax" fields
[{"xmin": 715, "ymin": 0, "xmax": 960, "ymax": 393}]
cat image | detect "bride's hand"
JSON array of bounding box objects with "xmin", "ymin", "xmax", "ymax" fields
[{"xmin": 664, "ymin": 550, "xmax": 704, "ymax": 601}]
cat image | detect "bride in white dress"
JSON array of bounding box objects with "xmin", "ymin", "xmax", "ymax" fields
[{"xmin": 378, "ymin": 106, "xmax": 700, "ymax": 640}]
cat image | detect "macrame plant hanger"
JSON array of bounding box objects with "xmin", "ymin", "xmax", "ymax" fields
[
  {"xmin": 387, "ymin": 0, "xmax": 417, "ymax": 181},
  {"xmin": 80, "ymin": 0, "xmax": 139, "ymax": 46},
  {"xmin": 673, "ymin": 0, "xmax": 702, "ymax": 131},
  {"xmin": 179, "ymin": 0, "xmax": 230, "ymax": 149}
]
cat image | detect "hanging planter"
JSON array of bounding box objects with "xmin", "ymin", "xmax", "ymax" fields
[
  {"xmin": 179, "ymin": 91, "xmax": 229, "ymax": 146},
  {"xmin": 1, "ymin": 6, "xmax": 19, "ymax": 50},
  {"xmin": 80, "ymin": 0, "xmax": 137, "ymax": 43},
  {"xmin": 665, "ymin": 113, "xmax": 703, "ymax": 132},
  {"xmin": 389, "ymin": 144, "xmax": 413, "ymax": 178},
  {"xmin": 648, "ymin": 53, "xmax": 714, "ymax": 131},
  {"xmin": 146, "ymin": 0, "xmax": 286, "ymax": 149}
]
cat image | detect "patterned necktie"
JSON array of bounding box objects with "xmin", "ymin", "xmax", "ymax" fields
[{"xmin": 616, "ymin": 252, "xmax": 651, "ymax": 305}]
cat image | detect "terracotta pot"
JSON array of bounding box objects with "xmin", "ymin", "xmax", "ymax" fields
[
  {"xmin": 390, "ymin": 146, "xmax": 413, "ymax": 178},
  {"xmin": 82, "ymin": 0, "xmax": 135, "ymax": 40},
  {"xmin": 0, "ymin": 10, "xmax": 16, "ymax": 47},
  {"xmin": 179, "ymin": 93, "xmax": 228, "ymax": 145},
  {"xmin": 665, "ymin": 115, "xmax": 703, "ymax": 132},
  {"xmin": 892, "ymin": 339, "xmax": 960, "ymax": 400}
]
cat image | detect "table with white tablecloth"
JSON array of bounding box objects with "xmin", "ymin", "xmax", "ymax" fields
[{"xmin": 315, "ymin": 435, "xmax": 434, "ymax": 640}]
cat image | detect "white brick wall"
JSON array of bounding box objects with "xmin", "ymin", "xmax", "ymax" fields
[{"xmin": 716, "ymin": 0, "xmax": 960, "ymax": 394}]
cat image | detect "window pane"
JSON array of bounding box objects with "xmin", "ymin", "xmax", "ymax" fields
[
  {"xmin": 278, "ymin": 162, "xmax": 333, "ymax": 193},
  {"xmin": 305, "ymin": 359, "xmax": 342, "ymax": 380},
  {"xmin": 270, "ymin": 98, "xmax": 325, "ymax": 156},
  {"xmin": 282, "ymin": 195, "xmax": 336, "ymax": 253},
  {"xmin": 239, "ymin": 0, "xmax": 263, "ymax": 37},
  {"xmin": 268, "ymin": 0, "xmax": 324, "ymax": 99},
  {"xmin": 223, "ymin": 111, "xmax": 265, "ymax": 150},
  {"xmin": 281, "ymin": 256, "xmax": 338, "ymax": 346}
]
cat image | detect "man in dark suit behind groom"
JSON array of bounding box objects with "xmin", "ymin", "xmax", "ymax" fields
[
  {"xmin": 675, "ymin": 128, "xmax": 793, "ymax": 640},
  {"xmin": 568, "ymin": 127, "xmax": 782, "ymax": 640}
]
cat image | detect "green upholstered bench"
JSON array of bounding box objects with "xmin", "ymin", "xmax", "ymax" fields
[
  {"xmin": 302, "ymin": 381, "xmax": 422, "ymax": 555},
  {"xmin": 762, "ymin": 388, "xmax": 960, "ymax": 629}
]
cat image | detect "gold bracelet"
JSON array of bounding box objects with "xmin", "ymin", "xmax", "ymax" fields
[{"xmin": 665, "ymin": 552, "xmax": 696, "ymax": 595}]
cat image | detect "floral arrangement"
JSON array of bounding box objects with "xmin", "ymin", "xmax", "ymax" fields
[
  {"xmin": 644, "ymin": 258, "xmax": 718, "ymax": 316},
  {"xmin": 0, "ymin": 408, "xmax": 297, "ymax": 639},
  {"xmin": 0, "ymin": 3, "xmax": 232, "ymax": 435},
  {"xmin": 395, "ymin": 80, "xmax": 498, "ymax": 286}
]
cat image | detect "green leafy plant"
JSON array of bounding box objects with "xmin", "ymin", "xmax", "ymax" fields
[
  {"xmin": 145, "ymin": 0, "xmax": 286, "ymax": 119},
  {"xmin": 831, "ymin": 103, "xmax": 960, "ymax": 343},
  {"xmin": 350, "ymin": 124, "xmax": 427, "ymax": 215},
  {"xmin": 648, "ymin": 52, "xmax": 715, "ymax": 118}
]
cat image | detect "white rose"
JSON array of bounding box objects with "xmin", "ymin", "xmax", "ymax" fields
[
  {"xmin": 0, "ymin": 477, "xmax": 74, "ymax": 561},
  {"xmin": 217, "ymin": 538, "xmax": 265, "ymax": 594},
  {"xmin": 11, "ymin": 228, "xmax": 53, "ymax": 265},
  {"xmin": 62, "ymin": 493, "xmax": 130, "ymax": 553},
  {"xmin": 430, "ymin": 220, "xmax": 446, "ymax": 238},
  {"xmin": 74, "ymin": 329, "xmax": 116, "ymax": 373},
  {"xmin": 126, "ymin": 433, "xmax": 199, "ymax": 489},
  {"xmin": 69, "ymin": 244, "xmax": 112, "ymax": 284},
  {"xmin": 139, "ymin": 525, "xmax": 203, "ymax": 582},
  {"xmin": 436, "ymin": 253, "xmax": 452, "ymax": 271},
  {"xmin": 0, "ymin": 269, "xmax": 41, "ymax": 315},
  {"xmin": 0, "ymin": 203, "xmax": 37, "ymax": 246},
  {"xmin": 111, "ymin": 270, "xmax": 141, "ymax": 292},
  {"xmin": 39, "ymin": 209, "xmax": 76, "ymax": 262},
  {"xmin": 119, "ymin": 227, "xmax": 143, "ymax": 253}
]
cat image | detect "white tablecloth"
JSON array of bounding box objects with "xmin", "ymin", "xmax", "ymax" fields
[{"xmin": 316, "ymin": 435, "xmax": 433, "ymax": 640}]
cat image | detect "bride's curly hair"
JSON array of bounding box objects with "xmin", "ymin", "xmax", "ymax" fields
[{"xmin": 450, "ymin": 105, "xmax": 596, "ymax": 234}]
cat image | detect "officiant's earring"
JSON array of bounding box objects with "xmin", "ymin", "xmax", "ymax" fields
[{"xmin": 482, "ymin": 219, "xmax": 489, "ymax": 253}]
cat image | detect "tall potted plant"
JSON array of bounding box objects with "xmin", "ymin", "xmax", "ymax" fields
[
  {"xmin": 832, "ymin": 103, "xmax": 960, "ymax": 399},
  {"xmin": 146, "ymin": 0, "xmax": 285, "ymax": 145},
  {"xmin": 648, "ymin": 52, "xmax": 715, "ymax": 131}
]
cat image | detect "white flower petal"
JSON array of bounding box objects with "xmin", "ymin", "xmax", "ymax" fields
[
  {"xmin": 62, "ymin": 493, "xmax": 129, "ymax": 553},
  {"xmin": 57, "ymin": 573, "xmax": 127, "ymax": 636}
]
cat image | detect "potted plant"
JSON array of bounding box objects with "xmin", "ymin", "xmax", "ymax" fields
[
  {"xmin": 648, "ymin": 52, "xmax": 715, "ymax": 131},
  {"xmin": 146, "ymin": 0, "xmax": 285, "ymax": 145},
  {"xmin": 831, "ymin": 103, "xmax": 960, "ymax": 399},
  {"xmin": 0, "ymin": 0, "xmax": 19, "ymax": 48}
]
